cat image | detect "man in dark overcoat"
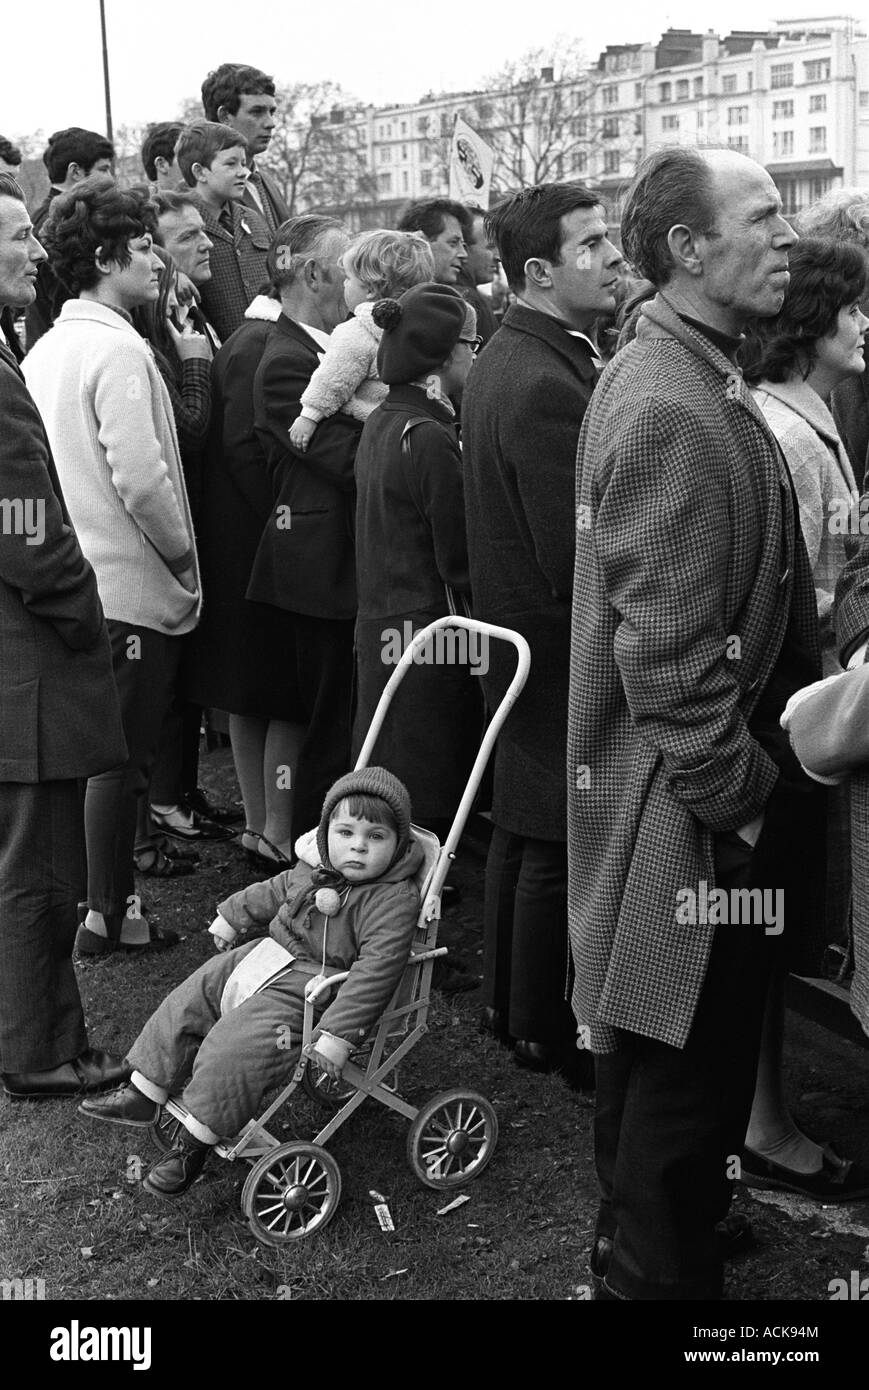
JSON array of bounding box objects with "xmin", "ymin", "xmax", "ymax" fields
[
  {"xmin": 567, "ymin": 147, "xmax": 826, "ymax": 1299},
  {"xmin": 0, "ymin": 175, "xmax": 128, "ymax": 1098},
  {"xmin": 461, "ymin": 183, "xmax": 621, "ymax": 1077},
  {"xmin": 249, "ymin": 215, "xmax": 361, "ymax": 841}
]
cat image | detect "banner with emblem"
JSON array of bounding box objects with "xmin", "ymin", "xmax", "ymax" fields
[{"xmin": 448, "ymin": 116, "xmax": 494, "ymax": 207}]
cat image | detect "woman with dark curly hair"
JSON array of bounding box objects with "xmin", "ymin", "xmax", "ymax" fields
[
  {"xmin": 738, "ymin": 237, "xmax": 869, "ymax": 1201},
  {"xmin": 23, "ymin": 176, "xmax": 200, "ymax": 954}
]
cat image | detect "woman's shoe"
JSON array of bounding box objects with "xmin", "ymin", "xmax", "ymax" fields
[
  {"xmin": 740, "ymin": 1145, "xmax": 869, "ymax": 1202},
  {"xmin": 241, "ymin": 829, "xmax": 292, "ymax": 869},
  {"xmin": 150, "ymin": 803, "xmax": 234, "ymax": 843},
  {"xmin": 134, "ymin": 845, "xmax": 196, "ymax": 877},
  {"xmin": 118, "ymin": 918, "xmax": 180, "ymax": 952}
]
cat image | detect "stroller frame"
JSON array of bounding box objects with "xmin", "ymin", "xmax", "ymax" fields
[{"xmin": 150, "ymin": 618, "xmax": 530, "ymax": 1245}]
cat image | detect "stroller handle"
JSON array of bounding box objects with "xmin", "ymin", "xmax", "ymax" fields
[{"xmin": 355, "ymin": 616, "xmax": 531, "ymax": 860}]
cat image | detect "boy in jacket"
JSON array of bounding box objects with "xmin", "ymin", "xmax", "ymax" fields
[{"xmin": 80, "ymin": 767, "xmax": 422, "ymax": 1196}]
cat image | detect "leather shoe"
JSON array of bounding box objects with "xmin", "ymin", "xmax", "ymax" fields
[
  {"xmin": 588, "ymin": 1212, "xmax": 756, "ymax": 1293},
  {"xmin": 2, "ymin": 1048, "xmax": 130, "ymax": 1099},
  {"xmin": 513, "ymin": 1039, "xmax": 554, "ymax": 1071},
  {"xmin": 79, "ymin": 1083, "xmax": 157, "ymax": 1128},
  {"xmin": 143, "ymin": 1135, "xmax": 210, "ymax": 1196},
  {"xmin": 740, "ymin": 1145, "xmax": 869, "ymax": 1203}
]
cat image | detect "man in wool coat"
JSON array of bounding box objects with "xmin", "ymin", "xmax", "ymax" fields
[
  {"xmin": 462, "ymin": 183, "xmax": 621, "ymax": 1080},
  {"xmin": 0, "ymin": 175, "xmax": 128, "ymax": 1099},
  {"xmin": 567, "ymin": 146, "xmax": 827, "ymax": 1299}
]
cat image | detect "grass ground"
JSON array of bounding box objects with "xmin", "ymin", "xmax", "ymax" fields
[{"xmin": 2, "ymin": 748, "xmax": 869, "ymax": 1305}]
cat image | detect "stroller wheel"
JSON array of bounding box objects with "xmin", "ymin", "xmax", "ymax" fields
[
  {"xmin": 242, "ymin": 1142, "xmax": 341, "ymax": 1245},
  {"xmin": 149, "ymin": 1106, "xmax": 185, "ymax": 1155},
  {"xmin": 407, "ymin": 1089, "xmax": 498, "ymax": 1190},
  {"xmin": 301, "ymin": 1057, "xmax": 359, "ymax": 1110}
]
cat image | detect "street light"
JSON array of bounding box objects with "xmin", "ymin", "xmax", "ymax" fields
[{"xmin": 99, "ymin": 0, "xmax": 113, "ymax": 142}]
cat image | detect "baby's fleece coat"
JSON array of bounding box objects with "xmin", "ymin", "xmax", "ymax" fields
[
  {"xmin": 215, "ymin": 838, "xmax": 424, "ymax": 1046},
  {"xmin": 299, "ymin": 301, "xmax": 388, "ymax": 424}
]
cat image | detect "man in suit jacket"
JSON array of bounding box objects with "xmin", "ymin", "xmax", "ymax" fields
[
  {"xmin": 461, "ymin": 183, "xmax": 621, "ymax": 1080},
  {"xmin": 249, "ymin": 215, "xmax": 361, "ymax": 843},
  {"xmin": 568, "ymin": 147, "xmax": 825, "ymax": 1299},
  {"xmin": 0, "ymin": 175, "xmax": 128, "ymax": 1098},
  {"xmin": 202, "ymin": 63, "xmax": 290, "ymax": 234}
]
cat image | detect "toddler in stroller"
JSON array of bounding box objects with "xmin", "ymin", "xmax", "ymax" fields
[{"xmin": 80, "ymin": 766, "xmax": 423, "ymax": 1197}]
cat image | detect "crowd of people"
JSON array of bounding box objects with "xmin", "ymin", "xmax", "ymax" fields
[{"xmin": 2, "ymin": 59, "xmax": 869, "ymax": 1300}]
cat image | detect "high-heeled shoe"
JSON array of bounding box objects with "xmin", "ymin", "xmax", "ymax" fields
[{"xmin": 240, "ymin": 829, "xmax": 293, "ymax": 869}]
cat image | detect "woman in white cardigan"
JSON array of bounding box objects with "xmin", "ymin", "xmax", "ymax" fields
[
  {"xmin": 739, "ymin": 237, "xmax": 869, "ymax": 1201},
  {"xmin": 24, "ymin": 178, "xmax": 201, "ymax": 954}
]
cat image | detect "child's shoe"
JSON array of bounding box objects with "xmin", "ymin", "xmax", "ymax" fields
[{"xmin": 143, "ymin": 1132, "xmax": 211, "ymax": 1196}]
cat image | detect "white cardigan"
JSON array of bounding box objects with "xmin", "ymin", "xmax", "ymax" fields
[
  {"xmin": 299, "ymin": 300, "xmax": 387, "ymax": 424},
  {"xmin": 24, "ymin": 299, "xmax": 201, "ymax": 636}
]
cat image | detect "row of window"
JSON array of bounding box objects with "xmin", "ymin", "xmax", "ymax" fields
[
  {"xmin": 378, "ymin": 169, "xmax": 433, "ymax": 194},
  {"xmin": 729, "ymin": 98, "xmax": 826, "ymax": 123},
  {"xmin": 771, "ymin": 95, "xmax": 827, "ymax": 117},
  {"xmin": 368, "ymin": 58, "xmax": 837, "ymax": 145},
  {"xmin": 725, "ymin": 127, "xmax": 828, "ymax": 156}
]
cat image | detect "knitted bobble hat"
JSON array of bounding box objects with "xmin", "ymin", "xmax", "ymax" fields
[
  {"xmin": 317, "ymin": 766, "xmax": 413, "ymax": 870},
  {"xmin": 374, "ymin": 281, "xmax": 472, "ymax": 385}
]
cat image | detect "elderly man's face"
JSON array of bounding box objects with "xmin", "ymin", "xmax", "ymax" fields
[
  {"xmin": 696, "ymin": 156, "xmax": 796, "ymax": 327},
  {"xmin": 0, "ymin": 195, "xmax": 47, "ymax": 308},
  {"xmin": 158, "ymin": 205, "xmax": 213, "ymax": 285},
  {"xmin": 318, "ymin": 230, "xmax": 352, "ymax": 332}
]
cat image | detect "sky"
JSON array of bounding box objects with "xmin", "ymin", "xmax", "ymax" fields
[{"xmin": 2, "ymin": 0, "xmax": 860, "ymax": 144}]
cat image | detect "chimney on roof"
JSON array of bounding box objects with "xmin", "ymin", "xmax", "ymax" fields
[{"xmin": 540, "ymin": 65, "xmax": 554, "ymax": 81}]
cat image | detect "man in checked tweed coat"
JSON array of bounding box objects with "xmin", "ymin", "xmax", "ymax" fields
[{"xmin": 567, "ymin": 147, "xmax": 826, "ymax": 1300}]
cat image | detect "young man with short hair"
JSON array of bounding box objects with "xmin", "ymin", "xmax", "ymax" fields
[
  {"xmin": 176, "ymin": 120, "xmax": 271, "ymax": 343},
  {"xmin": 201, "ymin": 63, "xmax": 289, "ymax": 233},
  {"xmin": 397, "ymin": 197, "xmax": 473, "ymax": 285},
  {"xmin": 141, "ymin": 121, "xmax": 184, "ymax": 191},
  {"xmin": 26, "ymin": 126, "xmax": 116, "ymax": 345},
  {"xmin": 457, "ymin": 205, "xmax": 499, "ymax": 345},
  {"xmin": 462, "ymin": 182, "xmax": 622, "ymax": 1084}
]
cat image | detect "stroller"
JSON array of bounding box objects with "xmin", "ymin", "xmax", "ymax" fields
[{"xmin": 149, "ymin": 617, "xmax": 530, "ymax": 1246}]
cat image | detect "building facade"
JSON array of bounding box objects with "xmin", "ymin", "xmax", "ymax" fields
[{"xmin": 309, "ymin": 17, "xmax": 869, "ymax": 231}]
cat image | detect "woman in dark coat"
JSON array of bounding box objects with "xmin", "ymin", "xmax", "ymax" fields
[
  {"xmin": 352, "ymin": 283, "xmax": 481, "ymax": 832},
  {"xmin": 184, "ymin": 295, "xmax": 302, "ymax": 865}
]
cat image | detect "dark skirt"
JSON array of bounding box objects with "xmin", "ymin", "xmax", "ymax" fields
[
  {"xmin": 184, "ymin": 594, "xmax": 305, "ymax": 722},
  {"xmin": 352, "ymin": 608, "xmax": 485, "ymax": 824}
]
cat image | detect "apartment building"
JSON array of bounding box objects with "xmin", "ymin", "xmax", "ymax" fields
[{"xmin": 302, "ymin": 16, "xmax": 869, "ymax": 228}]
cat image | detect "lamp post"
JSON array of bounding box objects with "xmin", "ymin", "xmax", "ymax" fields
[{"xmin": 99, "ymin": 0, "xmax": 113, "ymax": 142}]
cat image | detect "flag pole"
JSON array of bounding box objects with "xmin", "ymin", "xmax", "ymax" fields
[{"xmin": 99, "ymin": 0, "xmax": 114, "ymax": 142}]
